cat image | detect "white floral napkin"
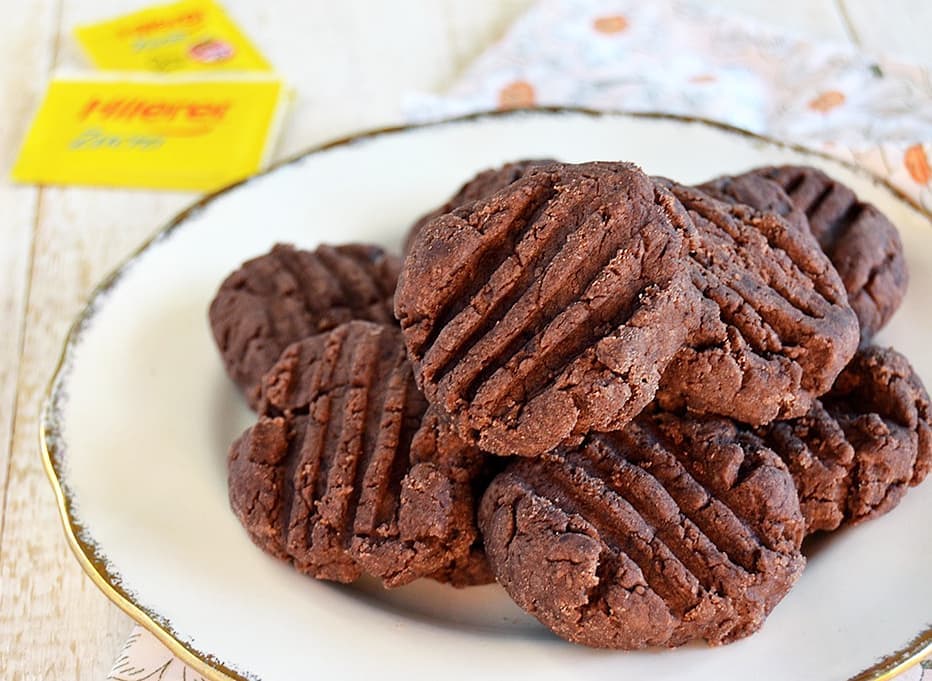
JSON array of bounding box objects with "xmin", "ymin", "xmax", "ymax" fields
[
  {"xmin": 107, "ymin": 1, "xmax": 932, "ymax": 678},
  {"xmin": 107, "ymin": 626, "xmax": 206, "ymax": 681},
  {"xmin": 407, "ymin": 0, "xmax": 932, "ymax": 213}
]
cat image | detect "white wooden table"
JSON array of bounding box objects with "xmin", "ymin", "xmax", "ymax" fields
[{"xmin": 1, "ymin": 1, "xmax": 930, "ymax": 678}]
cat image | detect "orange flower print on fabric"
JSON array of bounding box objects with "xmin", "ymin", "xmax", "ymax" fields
[
  {"xmin": 593, "ymin": 15, "xmax": 629, "ymax": 34},
  {"xmin": 498, "ymin": 80, "xmax": 536, "ymax": 110},
  {"xmin": 905, "ymin": 144, "xmax": 931, "ymax": 185},
  {"xmin": 690, "ymin": 74, "xmax": 717, "ymax": 84},
  {"xmin": 808, "ymin": 90, "xmax": 846, "ymax": 113}
]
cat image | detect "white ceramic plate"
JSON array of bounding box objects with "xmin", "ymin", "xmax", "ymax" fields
[{"xmin": 43, "ymin": 110, "xmax": 932, "ymax": 681}]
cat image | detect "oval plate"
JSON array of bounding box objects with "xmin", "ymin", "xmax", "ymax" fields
[{"xmin": 42, "ymin": 110, "xmax": 932, "ymax": 681}]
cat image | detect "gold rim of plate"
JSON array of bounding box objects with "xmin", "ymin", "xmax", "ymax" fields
[{"xmin": 38, "ymin": 108, "xmax": 932, "ymax": 681}]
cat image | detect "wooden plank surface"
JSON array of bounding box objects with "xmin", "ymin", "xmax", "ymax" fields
[
  {"xmin": 0, "ymin": 0, "xmax": 59, "ymax": 670},
  {"xmin": 0, "ymin": 1, "xmax": 929, "ymax": 679},
  {"xmin": 0, "ymin": 2, "xmax": 197, "ymax": 676},
  {"xmin": 0, "ymin": 0, "xmax": 55, "ymax": 549}
]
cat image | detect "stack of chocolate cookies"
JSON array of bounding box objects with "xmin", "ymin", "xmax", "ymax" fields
[{"xmin": 210, "ymin": 161, "xmax": 931, "ymax": 649}]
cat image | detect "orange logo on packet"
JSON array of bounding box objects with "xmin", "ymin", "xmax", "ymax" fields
[
  {"xmin": 75, "ymin": 0, "xmax": 270, "ymax": 73},
  {"xmin": 115, "ymin": 8, "xmax": 204, "ymax": 37},
  {"xmin": 14, "ymin": 1, "xmax": 291, "ymax": 190},
  {"xmin": 189, "ymin": 39, "xmax": 235, "ymax": 63},
  {"xmin": 76, "ymin": 96, "xmax": 232, "ymax": 137},
  {"xmin": 12, "ymin": 74, "xmax": 288, "ymax": 191}
]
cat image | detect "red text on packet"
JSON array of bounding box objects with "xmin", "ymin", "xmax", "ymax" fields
[
  {"xmin": 78, "ymin": 98, "xmax": 232, "ymax": 123},
  {"xmin": 116, "ymin": 10, "xmax": 205, "ymax": 37}
]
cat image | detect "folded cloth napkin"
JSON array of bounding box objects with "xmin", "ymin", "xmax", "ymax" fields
[
  {"xmin": 106, "ymin": 1, "xmax": 932, "ymax": 678},
  {"xmin": 406, "ymin": 0, "xmax": 932, "ymax": 212},
  {"xmin": 107, "ymin": 626, "xmax": 206, "ymax": 680}
]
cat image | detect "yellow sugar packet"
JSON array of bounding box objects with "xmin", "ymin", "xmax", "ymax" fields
[
  {"xmin": 12, "ymin": 73, "xmax": 289, "ymax": 191},
  {"xmin": 75, "ymin": 0, "xmax": 271, "ymax": 73}
]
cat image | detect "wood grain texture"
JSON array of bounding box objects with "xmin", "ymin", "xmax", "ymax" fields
[
  {"xmin": 0, "ymin": 0, "xmax": 929, "ymax": 679},
  {"xmin": 0, "ymin": 1, "xmax": 58, "ymax": 672},
  {"xmin": 0, "ymin": 0, "xmax": 54, "ymax": 552},
  {"xmin": 0, "ymin": 189, "xmax": 174, "ymax": 681},
  {"xmin": 239, "ymin": 0, "xmax": 534, "ymax": 154},
  {"xmin": 0, "ymin": 2, "xmax": 195, "ymax": 678}
]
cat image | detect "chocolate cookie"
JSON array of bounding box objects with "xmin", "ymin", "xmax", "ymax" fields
[
  {"xmin": 479, "ymin": 413, "xmax": 805, "ymax": 649},
  {"xmin": 404, "ymin": 159, "xmax": 556, "ymax": 255},
  {"xmin": 763, "ymin": 346, "xmax": 932, "ymax": 533},
  {"xmin": 426, "ymin": 545, "xmax": 495, "ymax": 587},
  {"xmin": 396, "ymin": 161, "xmax": 702, "ymax": 457},
  {"xmin": 697, "ymin": 171, "xmax": 808, "ymax": 234},
  {"xmin": 701, "ymin": 166, "xmax": 908, "ymax": 340},
  {"xmin": 655, "ymin": 180, "xmax": 859, "ymax": 425},
  {"xmin": 228, "ymin": 321, "xmax": 484, "ymax": 587},
  {"xmin": 210, "ymin": 243, "xmax": 400, "ymax": 407},
  {"xmin": 761, "ymin": 402, "xmax": 851, "ymax": 534},
  {"xmin": 408, "ymin": 409, "xmax": 498, "ymax": 586}
]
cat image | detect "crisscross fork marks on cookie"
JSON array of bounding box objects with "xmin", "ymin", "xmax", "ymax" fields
[
  {"xmin": 479, "ymin": 412, "xmax": 805, "ymax": 649},
  {"xmin": 397, "ymin": 162, "xmax": 701, "ymax": 456}
]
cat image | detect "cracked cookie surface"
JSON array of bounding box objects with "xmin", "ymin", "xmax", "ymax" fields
[
  {"xmin": 396, "ymin": 162, "xmax": 702, "ymax": 456},
  {"xmin": 479, "ymin": 412, "xmax": 805, "ymax": 649},
  {"xmin": 404, "ymin": 159, "xmax": 556, "ymax": 256},
  {"xmin": 210, "ymin": 243, "xmax": 400, "ymax": 407},
  {"xmin": 701, "ymin": 166, "xmax": 907, "ymax": 341},
  {"xmin": 408, "ymin": 408, "xmax": 500, "ymax": 586},
  {"xmin": 655, "ymin": 180, "xmax": 859, "ymax": 426},
  {"xmin": 228, "ymin": 321, "xmax": 484, "ymax": 587},
  {"xmin": 762, "ymin": 346, "xmax": 932, "ymax": 533}
]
